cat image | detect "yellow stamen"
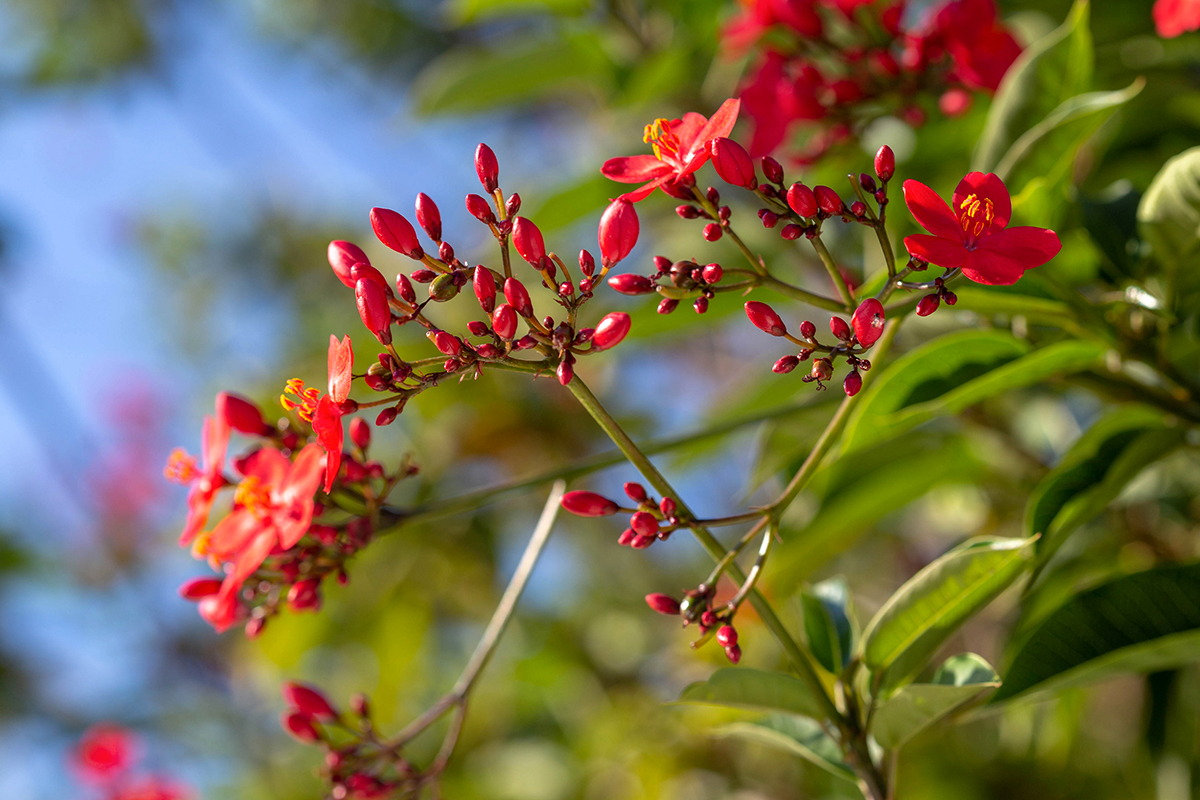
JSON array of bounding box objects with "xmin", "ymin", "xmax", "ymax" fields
[
  {"xmin": 643, "ymin": 117, "xmax": 682, "ymax": 162},
  {"xmin": 191, "ymin": 531, "xmax": 212, "ymax": 558},
  {"xmin": 164, "ymin": 448, "xmax": 200, "ymax": 484},
  {"xmin": 234, "ymin": 476, "xmax": 272, "ymax": 518},
  {"xmin": 280, "ymin": 378, "xmax": 320, "ymax": 422},
  {"xmin": 959, "ymin": 193, "xmax": 995, "ymax": 237}
]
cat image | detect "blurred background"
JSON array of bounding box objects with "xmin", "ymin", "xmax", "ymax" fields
[{"xmin": 2, "ymin": 0, "xmax": 1200, "ymax": 797}]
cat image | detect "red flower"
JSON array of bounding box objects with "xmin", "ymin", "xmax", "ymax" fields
[
  {"xmin": 164, "ymin": 411, "xmax": 230, "ymax": 546},
  {"xmin": 74, "ymin": 724, "xmax": 137, "ymax": 783},
  {"xmin": 116, "ymin": 777, "xmax": 194, "ymax": 800},
  {"xmin": 902, "ymin": 172, "xmax": 1061, "ymax": 286},
  {"xmin": 1154, "ymin": 0, "xmax": 1200, "ymax": 37},
  {"xmin": 601, "ymin": 98, "xmax": 741, "ymax": 201},
  {"xmin": 917, "ymin": 0, "xmax": 1021, "ymax": 92},
  {"xmin": 723, "ymin": 0, "xmax": 822, "ymax": 54},
  {"xmin": 738, "ymin": 53, "xmax": 826, "ymax": 155},
  {"xmin": 312, "ymin": 395, "xmax": 344, "ymax": 494},
  {"xmin": 201, "ymin": 444, "xmax": 325, "ymax": 632}
]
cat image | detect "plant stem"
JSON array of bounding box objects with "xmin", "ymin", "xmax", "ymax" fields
[
  {"xmin": 565, "ymin": 376, "xmax": 842, "ymax": 724},
  {"xmin": 811, "ymin": 234, "xmax": 856, "ymax": 309}
]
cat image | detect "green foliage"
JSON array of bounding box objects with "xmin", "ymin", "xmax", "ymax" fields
[
  {"xmin": 1138, "ymin": 146, "xmax": 1200, "ymax": 305},
  {"xmin": 996, "ymin": 564, "xmax": 1200, "ymax": 702},
  {"xmin": 869, "ymin": 653, "xmax": 1000, "ymax": 750},
  {"xmin": 801, "ymin": 578, "xmax": 855, "ymax": 674},
  {"xmin": 714, "ymin": 715, "xmax": 854, "ymax": 781},
  {"xmin": 862, "ymin": 536, "xmax": 1035, "ymax": 694},
  {"xmin": 677, "ymin": 667, "xmax": 828, "ymax": 720}
]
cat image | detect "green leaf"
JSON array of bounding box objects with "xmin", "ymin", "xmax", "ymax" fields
[
  {"xmin": 862, "ymin": 537, "xmax": 1035, "ymax": 693},
  {"xmin": 841, "ymin": 331, "xmax": 1105, "ymax": 454},
  {"xmin": 524, "ymin": 173, "xmax": 614, "ymax": 231},
  {"xmin": 446, "ymin": 0, "xmax": 590, "ymax": 24},
  {"xmin": 714, "ymin": 715, "xmax": 854, "ymax": 781},
  {"xmin": 973, "ymin": 0, "xmax": 1092, "ymax": 173},
  {"xmin": 1138, "ymin": 146, "xmax": 1200, "ymax": 298},
  {"xmin": 412, "ymin": 33, "xmax": 613, "ymax": 115},
  {"xmin": 870, "ymin": 653, "xmax": 1000, "ymax": 750},
  {"xmin": 995, "ymin": 564, "xmax": 1200, "ymax": 703},
  {"xmin": 1081, "ymin": 181, "xmax": 1143, "ymax": 278},
  {"xmin": 802, "ymin": 578, "xmax": 854, "ymax": 674},
  {"xmin": 1026, "ymin": 407, "xmax": 1185, "ymax": 571},
  {"xmin": 677, "ymin": 667, "xmax": 826, "ymax": 720}
]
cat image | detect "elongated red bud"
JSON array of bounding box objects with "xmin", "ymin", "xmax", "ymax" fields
[
  {"xmin": 875, "ymin": 144, "xmax": 895, "ymax": 181},
  {"xmin": 328, "ymin": 241, "xmax": 369, "ymax": 288},
  {"xmin": 473, "ymin": 265, "xmax": 496, "ymax": 312},
  {"xmin": 506, "ymin": 193, "xmax": 521, "ymax": 217},
  {"xmin": 591, "ymin": 312, "xmax": 631, "ymax": 351},
  {"xmin": 815, "ymin": 186, "xmax": 844, "ymax": 216},
  {"xmin": 773, "ymin": 355, "xmax": 800, "ymax": 373},
  {"xmin": 843, "ymin": 371, "xmax": 863, "ymax": 396},
  {"xmin": 645, "ymin": 593, "xmax": 681, "ymax": 615},
  {"xmin": 630, "ymin": 511, "xmax": 659, "ymax": 537},
  {"xmin": 745, "ymin": 301, "xmax": 787, "ymax": 336},
  {"xmin": 916, "ymin": 294, "xmax": 940, "ymax": 316},
  {"xmin": 561, "ymin": 490, "xmax": 618, "ymax": 517},
  {"xmin": 432, "ymin": 330, "xmax": 462, "ymax": 356},
  {"xmin": 492, "ymin": 304, "xmax": 518, "ymax": 340},
  {"xmin": 282, "ymin": 682, "xmax": 338, "ymax": 720},
  {"xmin": 607, "ymin": 273, "xmax": 655, "ymax": 295},
  {"xmin": 787, "ymin": 183, "xmax": 818, "ymax": 217},
  {"xmin": 395, "ymin": 273, "xmax": 416, "ymax": 303},
  {"xmin": 217, "ymin": 392, "xmax": 266, "ymax": 435},
  {"xmin": 659, "ymin": 497, "xmax": 676, "ymax": 516},
  {"xmin": 579, "ymin": 249, "xmax": 595, "ymax": 277},
  {"xmin": 179, "ymin": 577, "xmax": 222, "ymax": 600},
  {"xmin": 355, "ymin": 279, "xmax": 392, "ymax": 344},
  {"xmin": 762, "ymin": 156, "xmax": 784, "ymax": 184},
  {"xmin": 415, "ymin": 193, "xmax": 441, "ymax": 241},
  {"xmin": 350, "ymin": 262, "xmax": 391, "ymax": 296},
  {"xmin": 799, "ymin": 320, "xmax": 816, "ymax": 338},
  {"xmin": 557, "ymin": 358, "xmax": 574, "ymax": 386},
  {"xmin": 830, "ymin": 315, "xmax": 851, "ymax": 340},
  {"xmin": 710, "ymin": 137, "xmax": 757, "ymax": 188},
  {"xmin": 349, "ymin": 417, "xmax": 370, "ymax": 450},
  {"xmin": 624, "ymin": 482, "xmax": 647, "ymax": 502},
  {"xmin": 512, "ymin": 217, "xmax": 546, "ymax": 267},
  {"xmin": 376, "ymin": 407, "xmax": 398, "ymax": 426},
  {"xmin": 370, "ymin": 208, "xmax": 424, "ymax": 259},
  {"xmin": 503, "ymin": 277, "xmax": 533, "ymax": 317},
  {"xmin": 851, "ymin": 298, "xmax": 885, "ymax": 347},
  {"xmin": 288, "ymin": 579, "xmax": 322, "ymax": 611},
  {"xmin": 475, "ymin": 143, "xmax": 499, "ymax": 193},
  {"xmin": 281, "ymin": 710, "xmax": 322, "ymax": 743},
  {"xmin": 598, "ymin": 198, "xmax": 639, "ymax": 268},
  {"xmin": 725, "ymin": 643, "xmax": 742, "ymax": 663},
  {"xmin": 466, "ymin": 193, "xmax": 496, "ymax": 224},
  {"xmin": 716, "ymin": 625, "xmax": 738, "ymax": 647}
]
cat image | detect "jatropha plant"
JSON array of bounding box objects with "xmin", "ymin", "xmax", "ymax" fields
[{"xmin": 165, "ymin": 3, "xmax": 1200, "ymax": 794}]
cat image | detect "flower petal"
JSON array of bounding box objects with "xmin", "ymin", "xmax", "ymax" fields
[
  {"xmin": 902, "ymin": 180, "xmax": 964, "ymax": 241},
  {"xmin": 601, "ymin": 155, "xmax": 672, "ymax": 183},
  {"xmin": 227, "ymin": 529, "xmax": 278, "ymax": 590},
  {"xmin": 953, "ymin": 172, "xmax": 1011, "ymax": 230},
  {"xmin": 673, "ymin": 112, "xmax": 709, "ymax": 151},
  {"xmin": 693, "ymin": 98, "xmax": 742, "ymax": 146},
  {"xmin": 979, "ymin": 225, "xmax": 1062, "ymax": 266},
  {"xmin": 207, "ymin": 509, "xmax": 266, "ymax": 560},
  {"xmin": 903, "ymin": 234, "xmax": 968, "ymax": 268},
  {"xmin": 960, "ymin": 250, "xmax": 1027, "ymax": 286},
  {"xmin": 311, "ymin": 397, "xmax": 344, "ymax": 494},
  {"xmin": 239, "ymin": 447, "xmax": 290, "ymax": 485},
  {"xmin": 619, "ymin": 177, "xmax": 669, "ymax": 203},
  {"xmin": 327, "ymin": 334, "xmax": 353, "ymax": 403},
  {"xmin": 201, "ymin": 414, "xmax": 230, "ymax": 476}
]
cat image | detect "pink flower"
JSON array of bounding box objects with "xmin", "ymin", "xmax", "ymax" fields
[
  {"xmin": 601, "ymin": 99, "xmax": 741, "ymax": 201},
  {"xmin": 1154, "ymin": 0, "xmax": 1200, "ymax": 37},
  {"xmin": 74, "ymin": 724, "xmax": 137, "ymax": 783},
  {"xmin": 902, "ymin": 172, "xmax": 1061, "ymax": 286}
]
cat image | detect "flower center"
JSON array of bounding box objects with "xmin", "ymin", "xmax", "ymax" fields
[
  {"xmin": 280, "ymin": 378, "xmax": 320, "ymax": 423},
  {"xmin": 234, "ymin": 476, "xmax": 273, "ymax": 518},
  {"xmin": 643, "ymin": 118, "xmax": 682, "ymax": 163},
  {"xmin": 164, "ymin": 448, "xmax": 200, "ymax": 484},
  {"xmin": 958, "ymin": 193, "xmax": 995, "ymax": 239}
]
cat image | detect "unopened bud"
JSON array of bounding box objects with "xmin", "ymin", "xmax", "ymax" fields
[
  {"xmin": 843, "ymin": 371, "xmax": 863, "ymax": 396},
  {"xmin": 415, "ymin": 193, "xmax": 441, "ymax": 241},
  {"xmin": 781, "ymin": 224, "xmax": 803, "ymax": 240},
  {"xmin": 787, "ymin": 183, "xmax": 818, "ymax": 217},
  {"xmin": 710, "ymin": 137, "xmax": 757, "ymax": 189},
  {"xmin": 492, "ymin": 304, "xmax": 518, "ymax": 340},
  {"xmin": 851, "ymin": 298, "xmax": 886, "ymax": 346},
  {"xmin": 676, "ymin": 205, "xmax": 702, "ymax": 219},
  {"xmin": 578, "ymin": 249, "xmax": 595, "ymax": 277},
  {"xmin": 617, "ymin": 529, "xmax": 636, "ymax": 546},
  {"xmin": 598, "ymin": 198, "xmax": 639, "ymax": 268},
  {"xmin": 850, "ymin": 201, "xmax": 867, "ymax": 217},
  {"xmin": 859, "ymin": 173, "xmax": 877, "ymax": 193},
  {"xmin": 814, "ymin": 186, "xmax": 844, "ymax": 216},
  {"xmin": 724, "ymin": 644, "xmax": 742, "ymax": 664},
  {"xmin": 608, "ymin": 273, "xmax": 656, "ymax": 295},
  {"xmin": 282, "ymin": 682, "xmax": 338, "ymax": 720},
  {"xmin": 624, "ymin": 482, "xmax": 647, "ymax": 502},
  {"xmin": 703, "ymin": 223, "xmax": 722, "ymax": 241},
  {"xmin": 592, "ymin": 312, "xmax": 631, "ymax": 351},
  {"xmin": 630, "ymin": 511, "xmax": 659, "ymax": 538},
  {"xmin": 287, "ymin": 579, "xmax": 322, "ymax": 612},
  {"xmin": 659, "ymin": 497, "xmax": 676, "ymax": 516},
  {"xmin": 916, "ymin": 294, "xmax": 940, "ymax": 316},
  {"xmin": 179, "ymin": 577, "xmax": 222, "ymax": 600},
  {"xmin": 702, "ymin": 263, "xmax": 723, "ymax": 284},
  {"xmin": 475, "ymin": 143, "xmax": 499, "ymax": 193},
  {"xmin": 503, "ymin": 277, "xmax": 533, "ymax": 317},
  {"xmin": 349, "ymin": 417, "xmax": 370, "ymax": 450},
  {"xmin": 716, "ymin": 625, "xmax": 738, "ymax": 648},
  {"xmin": 657, "ymin": 298, "xmax": 679, "ymax": 314},
  {"xmin": 561, "ymin": 490, "xmax": 619, "ymax": 517},
  {"xmin": 355, "ymin": 279, "xmax": 392, "ymax": 344},
  {"xmin": 395, "ymin": 273, "xmax": 416, "ymax": 303},
  {"xmin": 466, "ymin": 193, "xmax": 496, "ymax": 224},
  {"xmin": 506, "ymin": 193, "xmax": 521, "ymax": 217},
  {"xmin": 799, "ymin": 320, "xmax": 816, "ymax": 339},
  {"xmin": 693, "ymin": 296, "xmax": 708, "ymax": 314},
  {"xmin": 830, "ymin": 316, "xmax": 851, "ymax": 340},
  {"xmin": 328, "ymin": 241, "xmax": 370, "ymax": 288},
  {"xmin": 431, "ymin": 330, "xmax": 462, "ymax": 356},
  {"xmin": 645, "ymin": 593, "xmax": 681, "ymax": 615},
  {"xmin": 217, "ymin": 392, "xmax": 266, "ymax": 435},
  {"xmin": 556, "ymin": 358, "xmax": 574, "ymax": 386},
  {"xmin": 512, "ymin": 217, "xmax": 546, "ymax": 267},
  {"xmin": 761, "ymin": 156, "xmax": 784, "ymax": 184},
  {"xmin": 874, "ymin": 145, "xmax": 895, "ymax": 182},
  {"xmin": 376, "ymin": 407, "xmax": 399, "ymax": 426},
  {"xmin": 745, "ymin": 301, "xmax": 787, "ymax": 336},
  {"xmin": 513, "ymin": 334, "xmax": 538, "ymax": 350},
  {"xmin": 760, "ymin": 210, "xmax": 779, "ymax": 228},
  {"xmin": 370, "ymin": 208, "xmax": 423, "ymax": 259},
  {"xmin": 281, "ymin": 710, "xmax": 322, "ymax": 744},
  {"xmin": 473, "ymin": 265, "xmax": 496, "ymax": 312},
  {"xmin": 411, "ymin": 268, "xmax": 436, "ymax": 284},
  {"xmin": 773, "ymin": 355, "xmax": 800, "ymax": 374}
]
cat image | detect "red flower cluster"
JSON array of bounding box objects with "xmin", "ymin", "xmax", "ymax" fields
[
  {"xmin": 1154, "ymin": 0, "xmax": 1200, "ymax": 37},
  {"xmin": 72, "ymin": 724, "xmax": 192, "ymax": 800},
  {"xmin": 728, "ymin": 0, "xmax": 1021, "ymax": 160},
  {"xmin": 746, "ymin": 298, "xmax": 881, "ymax": 394}
]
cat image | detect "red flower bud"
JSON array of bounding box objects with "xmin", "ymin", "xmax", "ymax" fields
[
  {"xmin": 815, "ymin": 185, "xmax": 844, "ymax": 216},
  {"xmin": 415, "ymin": 193, "xmax": 442, "ymax": 242},
  {"xmin": 850, "ymin": 201, "xmax": 867, "ymax": 217},
  {"xmin": 492, "ymin": 304, "xmax": 518, "ymax": 340},
  {"xmin": 411, "ymin": 268, "xmax": 436, "ymax": 283},
  {"xmin": 645, "ymin": 593, "xmax": 681, "ymax": 615},
  {"xmin": 703, "ymin": 222, "xmax": 722, "ymax": 241},
  {"xmin": 466, "ymin": 193, "xmax": 496, "ymax": 224},
  {"xmin": 280, "ymin": 710, "xmax": 322, "ymax": 743},
  {"xmin": 762, "ymin": 156, "xmax": 784, "ymax": 184},
  {"xmin": 432, "ymin": 330, "xmax": 461, "ymax": 356},
  {"xmin": 799, "ymin": 320, "xmax": 816, "ymax": 339},
  {"xmin": 608, "ymin": 273, "xmax": 656, "ymax": 295},
  {"xmin": 694, "ymin": 296, "xmax": 709, "ymax": 314},
  {"xmin": 598, "ymin": 198, "xmax": 639, "ymax": 268},
  {"xmin": 557, "ymin": 358, "xmax": 574, "ymax": 386},
  {"xmin": 282, "ymin": 682, "xmax": 339, "ymax": 720},
  {"xmin": 944, "ymin": 290, "xmax": 957, "ymax": 306},
  {"xmin": 843, "ymin": 371, "xmax": 863, "ymax": 396},
  {"xmin": 631, "ymin": 533, "xmax": 655, "ymax": 549},
  {"xmin": 617, "ymin": 529, "xmax": 636, "ymax": 546},
  {"xmin": 503, "ymin": 277, "xmax": 533, "ymax": 317},
  {"xmin": 355, "ymin": 279, "xmax": 392, "ymax": 344},
  {"xmin": 370, "ymin": 207, "xmax": 423, "ymax": 259},
  {"xmin": 395, "ymin": 272, "xmax": 416, "ymax": 303},
  {"xmin": 724, "ymin": 644, "xmax": 742, "ymax": 663},
  {"xmin": 579, "ymin": 249, "xmax": 595, "ymax": 277},
  {"xmin": 745, "ymin": 301, "xmax": 787, "ymax": 336},
  {"xmin": 710, "ymin": 137, "xmax": 757, "ymax": 188},
  {"xmin": 630, "ymin": 511, "xmax": 659, "ymax": 538},
  {"xmin": 179, "ymin": 577, "xmax": 222, "ymax": 600},
  {"xmin": 851, "ymin": 298, "xmax": 885, "ymax": 347},
  {"xmin": 328, "ymin": 240, "xmax": 369, "ymax": 288},
  {"xmin": 875, "ymin": 145, "xmax": 895, "ymax": 182},
  {"xmin": 659, "ymin": 497, "xmax": 676, "ymax": 516},
  {"xmin": 702, "ymin": 263, "xmax": 723, "ymax": 284},
  {"xmin": 512, "ymin": 217, "xmax": 546, "ymax": 267},
  {"xmin": 787, "ymin": 183, "xmax": 818, "ymax": 217},
  {"xmin": 473, "ymin": 265, "xmax": 496, "ymax": 312},
  {"xmin": 859, "ymin": 172, "xmax": 877, "ymax": 193},
  {"xmin": 217, "ymin": 391, "xmax": 266, "ymax": 435},
  {"xmin": 376, "ymin": 406, "xmax": 398, "ymax": 426},
  {"xmin": 506, "ymin": 193, "xmax": 521, "ymax": 217},
  {"xmin": 561, "ymin": 490, "xmax": 619, "ymax": 517},
  {"xmin": 760, "ymin": 210, "xmax": 779, "ymax": 228},
  {"xmin": 475, "ymin": 143, "xmax": 499, "ymax": 193},
  {"xmin": 514, "ymin": 334, "xmax": 538, "ymax": 350},
  {"xmin": 288, "ymin": 579, "xmax": 322, "ymax": 612},
  {"xmin": 773, "ymin": 355, "xmax": 800, "ymax": 374},
  {"xmin": 830, "ymin": 316, "xmax": 851, "ymax": 339},
  {"xmin": 658, "ymin": 298, "xmax": 679, "ymax": 314},
  {"xmin": 624, "ymin": 482, "xmax": 647, "ymax": 502},
  {"xmin": 350, "ymin": 262, "xmax": 391, "ymax": 296},
  {"xmin": 811, "ymin": 358, "xmax": 833, "ymax": 382},
  {"xmin": 916, "ymin": 294, "xmax": 940, "ymax": 316},
  {"xmin": 592, "ymin": 312, "xmax": 631, "ymax": 351},
  {"xmin": 716, "ymin": 625, "xmax": 738, "ymax": 647},
  {"xmin": 939, "ymin": 88, "xmax": 972, "ymax": 117},
  {"xmin": 349, "ymin": 417, "xmax": 370, "ymax": 450}
]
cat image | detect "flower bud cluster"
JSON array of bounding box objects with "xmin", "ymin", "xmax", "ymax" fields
[
  {"xmin": 608, "ymin": 256, "xmax": 726, "ymax": 316},
  {"xmin": 561, "ymin": 482, "xmax": 684, "ymax": 549},
  {"xmin": 645, "ymin": 585, "xmax": 742, "ymax": 663}
]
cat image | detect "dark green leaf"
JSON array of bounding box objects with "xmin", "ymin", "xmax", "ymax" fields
[
  {"xmin": 801, "ymin": 578, "xmax": 854, "ymax": 674},
  {"xmin": 677, "ymin": 667, "xmax": 826, "ymax": 720},
  {"xmin": 862, "ymin": 537, "xmax": 1035, "ymax": 693},
  {"xmin": 995, "ymin": 564, "xmax": 1200, "ymax": 702},
  {"xmin": 871, "ymin": 654, "xmax": 1000, "ymax": 750},
  {"xmin": 1138, "ymin": 146, "xmax": 1200, "ymax": 298},
  {"xmin": 714, "ymin": 715, "xmax": 854, "ymax": 781},
  {"xmin": 1081, "ymin": 181, "xmax": 1144, "ymax": 278}
]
